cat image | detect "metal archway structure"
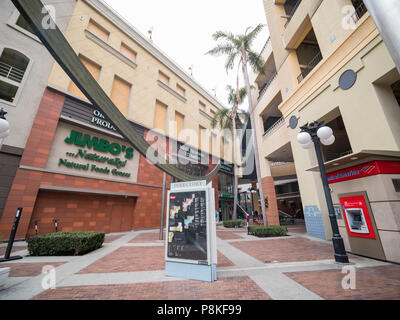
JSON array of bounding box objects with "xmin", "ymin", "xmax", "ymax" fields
[{"xmin": 11, "ymin": 0, "xmax": 220, "ymax": 182}]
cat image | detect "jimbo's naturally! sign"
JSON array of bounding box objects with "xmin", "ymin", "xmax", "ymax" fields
[{"xmin": 57, "ymin": 127, "xmax": 134, "ymax": 178}]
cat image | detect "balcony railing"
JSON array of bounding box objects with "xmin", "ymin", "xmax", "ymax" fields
[
  {"xmin": 263, "ymin": 117, "xmax": 285, "ymax": 138},
  {"xmin": 259, "ymin": 37, "xmax": 271, "ymax": 57},
  {"xmin": 297, "ymin": 51, "xmax": 323, "ymax": 83},
  {"xmin": 351, "ymin": 2, "xmax": 368, "ymax": 24},
  {"xmin": 258, "ymin": 72, "xmax": 278, "ymax": 101},
  {"xmin": 270, "ymin": 161, "xmax": 293, "ymax": 167},
  {"xmin": 0, "ymin": 61, "xmax": 25, "ymax": 83},
  {"xmin": 284, "ymin": 0, "xmax": 302, "ymax": 28}
]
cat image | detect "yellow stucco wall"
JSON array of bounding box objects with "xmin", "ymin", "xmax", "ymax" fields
[
  {"xmin": 47, "ymin": 0, "xmax": 232, "ymax": 161},
  {"xmin": 255, "ymin": 1, "xmax": 400, "ymax": 240}
]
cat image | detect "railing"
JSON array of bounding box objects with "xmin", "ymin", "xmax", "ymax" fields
[
  {"xmin": 270, "ymin": 161, "xmax": 293, "ymax": 167},
  {"xmin": 351, "ymin": 2, "xmax": 368, "ymax": 24},
  {"xmin": 263, "ymin": 117, "xmax": 285, "ymax": 138},
  {"xmin": 0, "ymin": 61, "xmax": 25, "ymax": 83},
  {"xmin": 258, "ymin": 72, "xmax": 278, "ymax": 101},
  {"xmin": 237, "ymin": 204, "xmax": 250, "ymax": 217},
  {"xmin": 284, "ymin": 0, "xmax": 303, "ymax": 28},
  {"xmin": 297, "ymin": 51, "xmax": 323, "ymax": 83},
  {"xmin": 259, "ymin": 37, "xmax": 271, "ymax": 57}
]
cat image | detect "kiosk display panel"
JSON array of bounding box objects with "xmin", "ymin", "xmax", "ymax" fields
[{"xmin": 166, "ymin": 189, "xmax": 209, "ymax": 264}]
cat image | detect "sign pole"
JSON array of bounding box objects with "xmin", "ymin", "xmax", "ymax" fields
[
  {"xmin": 159, "ymin": 172, "xmax": 167, "ymax": 240},
  {"xmin": 0, "ymin": 208, "xmax": 23, "ymax": 263}
]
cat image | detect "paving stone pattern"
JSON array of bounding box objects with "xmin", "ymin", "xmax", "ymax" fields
[
  {"xmin": 285, "ymin": 265, "xmax": 400, "ymax": 300},
  {"xmin": 33, "ymin": 276, "xmax": 271, "ymax": 300}
]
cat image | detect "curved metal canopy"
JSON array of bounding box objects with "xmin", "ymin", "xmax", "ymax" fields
[{"xmin": 11, "ymin": 0, "xmax": 220, "ymax": 182}]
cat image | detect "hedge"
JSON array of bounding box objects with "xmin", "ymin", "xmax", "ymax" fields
[
  {"xmin": 223, "ymin": 220, "xmax": 246, "ymax": 228},
  {"xmin": 248, "ymin": 226, "xmax": 288, "ymax": 238},
  {"xmin": 27, "ymin": 231, "xmax": 105, "ymax": 256}
]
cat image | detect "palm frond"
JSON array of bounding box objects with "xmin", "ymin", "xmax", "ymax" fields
[
  {"xmin": 206, "ymin": 44, "xmax": 236, "ymax": 57},
  {"xmin": 247, "ymin": 50, "xmax": 265, "ymax": 75},
  {"xmin": 212, "ymin": 30, "xmax": 236, "ymax": 43},
  {"xmin": 227, "ymin": 86, "xmax": 248, "ymax": 106},
  {"xmin": 224, "ymin": 52, "xmax": 239, "ymax": 73},
  {"xmin": 245, "ymin": 24, "xmax": 265, "ymax": 48}
]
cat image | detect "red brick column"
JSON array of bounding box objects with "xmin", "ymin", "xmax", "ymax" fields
[
  {"xmin": 0, "ymin": 88, "xmax": 65, "ymax": 239},
  {"xmin": 261, "ymin": 176, "xmax": 280, "ymax": 226}
]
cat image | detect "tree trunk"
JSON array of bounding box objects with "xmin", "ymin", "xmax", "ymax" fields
[
  {"xmin": 241, "ymin": 61, "xmax": 268, "ymax": 227},
  {"xmin": 232, "ymin": 116, "xmax": 238, "ymax": 221}
]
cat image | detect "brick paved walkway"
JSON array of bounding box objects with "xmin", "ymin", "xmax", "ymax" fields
[
  {"xmin": 33, "ymin": 276, "xmax": 271, "ymax": 300},
  {"xmin": 0, "ymin": 228, "xmax": 398, "ymax": 300},
  {"xmin": 216, "ymin": 231, "xmax": 245, "ymax": 240},
  {"xmin": 0, "ymin": 245, "xmax": 27, "ymax": 256},
  {"xmin": 104, "ymin": 234, "xmax": 125, "ymax": 243},
  {"xmin": 129, "ymin": 232, "xmax": 162, "ymax": 243},
  {"xmin": 230, "ymin": 238, "xmax": 335, "ymax": 263},
  {"xmin": 78, "ymin": 246, "xmax": 165, "ymax": 273},
  {"xmin": 285, "ymin": 265, "xmax": 400, "ymax": 300},
  {"xmin": 0, "ymin": 262, "xmax": 66, "ymax": 277}
]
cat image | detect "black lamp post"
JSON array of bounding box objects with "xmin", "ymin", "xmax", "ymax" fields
[{"xmin": 297, "ymin": 121, "xmax": 349, "ymax": 264}]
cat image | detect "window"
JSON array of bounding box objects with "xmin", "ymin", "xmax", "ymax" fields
[
  {"xmin": 87, "ymin": 19, "xmax": 110, "ymax": 42},
  {"xmin": 176, "ymin": 84, "xmax": 186, "ymax": 97},
  {"xmin": 15, "ymin": 15, "xmax": 34, "ymax": 34},
  {"xmin": 158, "ymin": 71, "xmax": 169, "ymax": 86},
  {"xmin": 393, "ymin": 179, "xmax": 400, "ymax": 192},
  {"xmin": 199, "ymin": 125, "xmax": 206, "ymax": 151},
  {"xmin": 391, "ymin": 80, "xmax": 400, "ymax": 108},
  {"xmin": 210, "ymin": 109, "xmax": 216, "ymax": 118},
  {"xmin": 175, "ymin": 111, "xmax": 184, "ymax": 140},
  {"xmin": 199, "ymin": 101, "xmax": 206, "ymax": 111},
  {"xmin": 0, "ymin": 48, "xmax": 29, "ymax": 103},
  {"xmin": 296, "ymin": 28, "xmax": 322, "ymax": 83},
  {"xmin": 110, "ymin": 76, "xmax": 132, "ymax": 116},
  {"xmin": 120, "ymin": 43, "xmax": 137, "ymax": 63},
  {"xmin": 220, "ymin": 137, "xmax": 225, "ymax": 159},
  {"xmin": 68, "ymin": 55, "xmax": 101, "ymax": 100},
  {"xmin": 210, "ymin": 133, "xmax": 217, "ymax": 155},
  {"xmin": 154, "ymin": 101, "xmax": 168, "ymax": 132}
]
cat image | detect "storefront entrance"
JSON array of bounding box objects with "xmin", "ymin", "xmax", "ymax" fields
[{"xmin": 27, "ymin": 190, "xmax": 136, "ymax": 237}]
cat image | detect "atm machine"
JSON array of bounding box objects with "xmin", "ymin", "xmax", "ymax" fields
[{"xmin": 338, "ymin": 192, "xmax": 386, "ymax": 260}]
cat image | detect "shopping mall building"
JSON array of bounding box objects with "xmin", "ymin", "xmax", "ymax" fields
[
  {"xmin": 0, "ymin": 0, "xmax": 235, "ymax": 239},
  {"xmin": 250, "ymin": 0, "xmax": 400, "ymax": 263}
]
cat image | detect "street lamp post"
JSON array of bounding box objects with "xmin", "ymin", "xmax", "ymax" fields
[
  {"xmin": 297, "ymin": 121, "xmax": 349, "ymax": 264},
  {"xmin": 0, "ymin": 108, "xmax": 10, "ymax": 149}
]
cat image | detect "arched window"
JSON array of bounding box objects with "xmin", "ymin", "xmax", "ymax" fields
[{"xmin": 0, "ymin": 48, "xmax": 30, "ymax": 103}]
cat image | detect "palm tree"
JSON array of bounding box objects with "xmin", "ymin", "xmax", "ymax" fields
[
  {"xmin": 211, "ymin": 85, "xmax": 249, "ymax": 221},
  {"xmin": 207, "ymin": 24, "xmax": 269, "ymax": 227}
]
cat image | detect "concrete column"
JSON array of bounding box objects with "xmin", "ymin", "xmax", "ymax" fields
[
  {"xmin": 364, "ymin": 0, "xmax": 400, "ymax": 72},
  {"xmin": 261, "ymin": 159, "xmax": 280, "ymax": 226}
]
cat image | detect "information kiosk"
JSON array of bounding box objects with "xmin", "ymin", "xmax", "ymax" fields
[{"xmin": 165, "ymin": 181, "xmax": 217, "ymax": 282}]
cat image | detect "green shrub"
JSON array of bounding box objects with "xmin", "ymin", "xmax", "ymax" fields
[
  {"xmin": 248, "ymin": 226, "xmax": 288, "ymax": 238},
  {"xmin": 223, "ymin": 220, "xmax": 246, "ymax": 228},
  {"xmin": 27, "ymin": 231, "xmax": 105, "ymax": 256}
]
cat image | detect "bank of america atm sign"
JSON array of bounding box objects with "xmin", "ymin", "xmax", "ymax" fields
[{"xmin": 327, "ymin": 160, "xmax": 400, "ymax": 184}]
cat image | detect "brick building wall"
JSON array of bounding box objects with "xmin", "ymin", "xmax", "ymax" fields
[
  {"xmin": 261, "ymin": 176, "xmax": 280, "ymax": 226},
  {"xmin": 0, "ymin": 87, "xmax": 220, "ymax": 240}
]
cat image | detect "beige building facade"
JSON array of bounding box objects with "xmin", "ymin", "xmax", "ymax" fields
[
  {"xmin": 251, "ymin": 0, "xmax": 400, "ymax": 263},
  {"xmin": 47, "ymin": 0, "xmax": 233, "ymax": 162}
]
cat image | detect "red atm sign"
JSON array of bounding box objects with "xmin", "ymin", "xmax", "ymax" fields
[{"xmin": 327, "ymin": 161, "xmax": 400, "ymax": 184}]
